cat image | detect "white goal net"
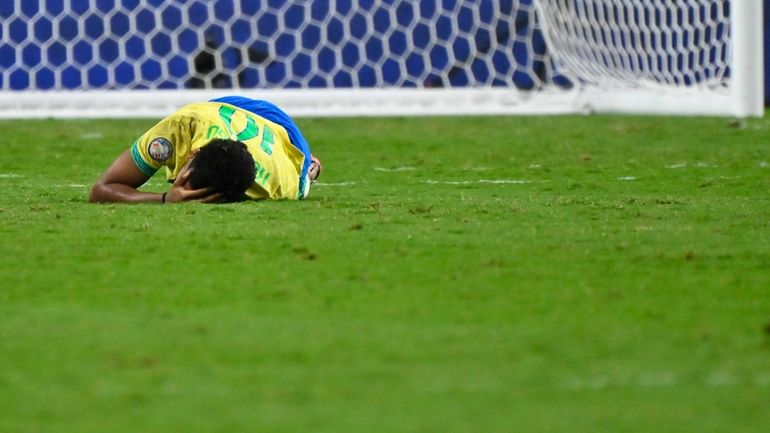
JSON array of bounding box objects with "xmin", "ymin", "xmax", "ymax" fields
[{"xmin": 0, "ymin": 0, "xmax": 763, "ymax": 118}]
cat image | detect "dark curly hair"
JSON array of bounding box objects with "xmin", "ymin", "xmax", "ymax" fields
[{"xmin": 187, "ymin": 139, "xmax": 255, "ymax": 202}]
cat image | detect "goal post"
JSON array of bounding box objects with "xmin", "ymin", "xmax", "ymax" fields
[
  {"xmin": 534, "ymin": 0, "xmax": 764, "ymax": 117},
  {"xmin": 0, "ymin": 0, "xmax": 763, "ymax": 119},
  {"xmin": 730, "ymin": 0, "xmax": 765, "ymax": 118}
]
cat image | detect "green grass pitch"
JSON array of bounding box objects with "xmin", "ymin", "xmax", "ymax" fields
[{"xmin": 1, "ymin": 113, "xmax": 769, "ymax": 432}]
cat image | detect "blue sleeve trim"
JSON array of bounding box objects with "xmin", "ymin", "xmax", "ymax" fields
[{"xmin": 130, "ymin": 140, "xmax": 158, "ymax": 177}]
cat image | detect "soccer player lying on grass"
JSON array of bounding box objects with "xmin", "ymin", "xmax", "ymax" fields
[{"xmin": 90, "ymin": 96, "xmax": 322, "ymax": 204}]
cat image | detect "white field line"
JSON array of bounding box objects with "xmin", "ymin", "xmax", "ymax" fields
[
  {"xmin": 31, "ymin": 161, "xmax": 753, "ymax": 191},
  {"xmin": 316, "ymin": 177, "xmax": 652, "ymax": 187},
  {"xmin": 374, "ymin": 166, "xmax": 416, "ymax": 172},
  {"xmin": 665, "ymin": 162, "xmax": 719, "ymax": 169},
  {"xmin": 314, "ymin": 179, "xmax": 534, "ymax": 187},
  {"xmin": 425, "ymin": 179, "xmax": 532, "ymax": 185},
  {"xmin": 315, "ymin": 181, "xmax": 358, "ymax": 186},
  {"xmin": 561, "ymin": 371, "xmax": 770, "ymax": 391},
  {"xmin": 0, "ymin": 173, "xmax": 22, "ymax": 178},
  {"xmin": 665, "ymin": 163, "xmax": 688, "ymax": 169}
]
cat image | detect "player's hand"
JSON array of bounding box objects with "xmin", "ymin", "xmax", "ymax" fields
[
  {"xmin": 165, "ymin": 169, "xmax": 220, "ymax": 203},
  {"xmin": 308, "ymin": 155, "xmax": 323, "ymax": 182}
]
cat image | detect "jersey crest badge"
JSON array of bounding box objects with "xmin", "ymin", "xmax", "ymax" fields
[{"xmin": 148, "ymin": 138, "xmax": 173, "ymax": 163}]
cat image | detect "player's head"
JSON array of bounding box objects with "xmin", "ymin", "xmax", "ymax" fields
[{"xmin": 187, "ymin": 139, "xmax": 255, "ymax": 202}]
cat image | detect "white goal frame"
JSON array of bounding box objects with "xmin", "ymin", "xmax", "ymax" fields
[{"xmin": 0, "ymin": 1, "xmax": 763, "ymax": 119}]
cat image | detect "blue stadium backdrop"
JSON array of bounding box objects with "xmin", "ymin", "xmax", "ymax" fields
[
  {"xmin": 0, "ymin": 0, "xmax": 766, "ymax": 104},
  {"xmin": 0, "ymin": 0, "xmax": 552, "ymax": 90}
]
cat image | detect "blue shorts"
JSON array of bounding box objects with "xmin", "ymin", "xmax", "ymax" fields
[{"xmin": 210, "ymin": 96, "xmax": 313, "ymax": 195}]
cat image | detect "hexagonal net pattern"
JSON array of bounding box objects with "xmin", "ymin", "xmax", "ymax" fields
[
  {"xmin": 536, "ymin": 0, "xmax": 731, "ymax": 89},
  {"xmin": 0, "ymin": 0, "xmax": 733, "ymax": 92}
]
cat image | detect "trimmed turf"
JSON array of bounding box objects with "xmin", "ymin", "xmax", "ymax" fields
[{"xmin": 1, "ymin": 114, "xmax": 769, "ymax": 432}]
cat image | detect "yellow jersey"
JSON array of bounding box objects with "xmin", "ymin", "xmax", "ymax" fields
[{"xmin": 130, "ymin": 102, "xmax": 306, "ymax": 200}]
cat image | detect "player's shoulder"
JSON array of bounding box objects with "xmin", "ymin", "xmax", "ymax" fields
[
  {"xmin": 171, "ymin": 101, "xmax": 221, "ymax": 117},
  {"xmin": 158, "ymin": 102, "xmax": 224, "ymax": 129}
]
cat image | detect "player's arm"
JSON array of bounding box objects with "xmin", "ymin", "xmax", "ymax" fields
[{"xmin": 89, "ymin": 149, "xmax": 220, "ymax": 203}]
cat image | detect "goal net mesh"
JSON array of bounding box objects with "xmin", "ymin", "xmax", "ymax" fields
[
  {"xmin": 0, "ymin": 0, "xmax": 745, "ymax": 116},
  {"xmin": 536, "ymin": 0, "xmax": 730, "ymax": 89}
]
